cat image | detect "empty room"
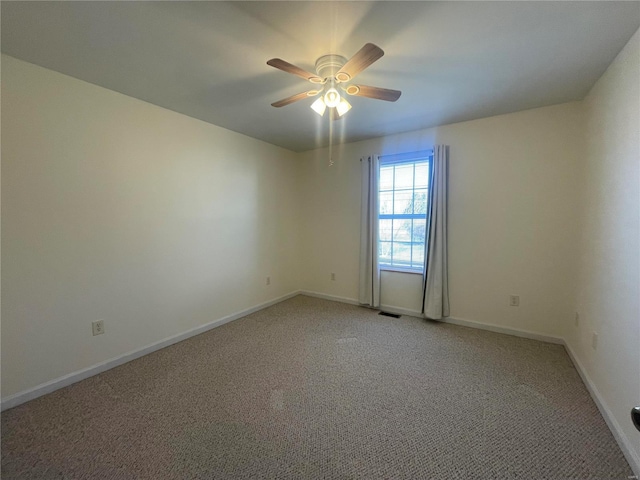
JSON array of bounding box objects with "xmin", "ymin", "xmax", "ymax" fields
[{"xmin": 1, "ymin": 1, "xmax": 639, "ymax": 478}]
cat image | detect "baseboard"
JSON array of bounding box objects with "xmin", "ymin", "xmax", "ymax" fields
[
  {"xmin": 1, "ymin": 291, "xmax": 300, "ymax": 412},
  {"xmin": 379, "ymin": 304, "xmax": 422, "ymax": 318},
  {"xmin": 300, "ymin": 292, "xmax": 565, "ymax": 345},
  {"xmin": 441, "ymin": 316, "xmax": 565, "ymax": 345},
  {"xmin": 298, "ymin": 290, "xmax": 359, "ymax": 306},
  {"xmin": 563, "ymin": 341, "xmax": 640, "ymax": 477},
  {"xmin": 298, "ymin": 292, "xmax": 423, "ymax": 320}
]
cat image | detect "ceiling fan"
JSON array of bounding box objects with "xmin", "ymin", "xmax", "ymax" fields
[{"xmin": 267, "ymin": 43, "xmax": 401, "ymax": 119}]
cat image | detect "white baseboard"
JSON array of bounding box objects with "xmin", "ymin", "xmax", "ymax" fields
[
  {"xmin": 298, "ymin": 290, "xmax": 359, "ymax": 306},
  {"xmin": 441, "ymin": 316, "xmax": 565, "ymax": 345},
  {"xmin": 1, "ymin": 291, "xmax": 300, "ymax": 412},
  {"xmin": 563, "ymin": 341, "xmax": 640, "ymax": 477},
  {"xmin": 298, "ymin": 291, "xmax": 422, "ymax": 319},
  {"xmin": 380, "ymin": 304, "xmax": 422, "ymax": 318},
  {"xmin": 299, "ymin": 291, "xmax": 565, "ymax": 345},
  {"xmin": 297, "ymin": 292, "xmax": 421, "ymax": 320}
]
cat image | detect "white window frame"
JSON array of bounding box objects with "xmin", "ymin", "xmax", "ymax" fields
[{"xmin": 378, "ymin": 150, "xmax": 433, "ymax": 273}]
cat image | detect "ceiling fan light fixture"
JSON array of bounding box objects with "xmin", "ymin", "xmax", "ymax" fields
[
  {"xmin": 336, "ymin": 97, "xmax": 352, "ymax": 117},
  {"xmin": 324, "ymin": 88, "xmax": 341, "ymax": 108},
  {"xmin": 310, "ymin": 97, "xmax": 327, "ymax": 116}
]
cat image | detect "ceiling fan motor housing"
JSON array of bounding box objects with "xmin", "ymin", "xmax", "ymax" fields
[{"xmin": 315, "ymin": 54, "xmax": 347, "ymax": 81}]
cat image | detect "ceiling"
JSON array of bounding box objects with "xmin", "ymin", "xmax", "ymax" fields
[{"xmin": 2, "ymin": 2, "xmax": 639, "ymax": 152}]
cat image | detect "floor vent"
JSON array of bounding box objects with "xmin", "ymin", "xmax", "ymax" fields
[{"xmin": 378, "ymin": 311, "xmax": 401, "ymax": 318}]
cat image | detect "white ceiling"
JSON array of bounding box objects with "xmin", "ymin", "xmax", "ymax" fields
[{"xmin": 2, "ymin": 1, "xmax": 639, "ymax": 152}]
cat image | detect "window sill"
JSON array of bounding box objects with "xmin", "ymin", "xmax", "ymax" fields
[{"xmin": 380, "ymin": 267, "xmax": 424, "ymax": 275}]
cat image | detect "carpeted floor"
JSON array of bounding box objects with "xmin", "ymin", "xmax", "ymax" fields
[{"xmin": 1, "ymin": 295, "xmax": 632, "ymax": 479}]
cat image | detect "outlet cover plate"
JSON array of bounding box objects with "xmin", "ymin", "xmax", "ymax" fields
[{"xmin": 92, "ymin": 320, "xmax": 105, "ymax": 336}]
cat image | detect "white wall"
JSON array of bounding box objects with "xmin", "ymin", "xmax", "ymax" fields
[
  {"xmin": 568, "ymin": 28, "xmax": 640, "ymax": 469},
  {"xmin": 1, "ymin": 55, "xmax": 301, "ymax": 398},
  {"xmin": 298, "ymin": 102, "xmax": 583, "ymax": 338}
]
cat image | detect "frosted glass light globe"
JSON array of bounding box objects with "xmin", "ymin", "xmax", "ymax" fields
[{"xmin": 324, "ymin": 88, "xmax": 341, "ymax": 108}]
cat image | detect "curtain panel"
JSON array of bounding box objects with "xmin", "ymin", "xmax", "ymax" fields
[
  {"xmin": 358, "ymin": 155, "xmax": 381, "ymax": 308},
  {"xmin": 422, "ymin": 145, "xmax": 450, "ymax": 319}
]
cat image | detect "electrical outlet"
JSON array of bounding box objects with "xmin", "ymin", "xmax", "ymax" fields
[
  {"xmin": 331, "ymin": 272, "xmax": 336, "ymax": 281},
  {"xmin": 509, "ymin": 295, "xmax": 520, "ymax": 307},
  {"xmin": 591, "ymin": 332, "xmax": 598, "ymax": 350},
  {"xmin": 92, "ymin": 320, "xmax": 105, "ymax": 336},
  {"xmin": 266, "ymin": 276, "xmax": 271, "ymax": 286},
  {"xmin": 574, "ymin": 312, "xmax": 580, "ymax": 327}
]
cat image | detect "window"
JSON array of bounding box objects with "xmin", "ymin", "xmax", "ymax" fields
[{"xmin": 378, "ymin": 151, "xmax": 432, "ymax": 272}]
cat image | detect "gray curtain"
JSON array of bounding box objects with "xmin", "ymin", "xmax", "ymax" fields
[
  {"xmin": 358, "ymin": 155, "xmax": 380, "ymax": 308},
  {"xmin": 422, "ymin": 145, "xmax": 450, "ymax": 319}
]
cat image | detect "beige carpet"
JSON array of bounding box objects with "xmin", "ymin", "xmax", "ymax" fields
[{"xmin": 1, "ymin": 295, "xmax": 632, "ymax": 479}]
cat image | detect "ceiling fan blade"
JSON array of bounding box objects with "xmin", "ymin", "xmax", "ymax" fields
[
  {"xmin": 335, "ymin": 43, "xmax": 384, "ymax": 83},
  {"xmin": 267, "ymin": 58, "xmax": 324, "ymax": 84},
  {"xmin": 271, "ymin": 90, "xmax": 320, "ymax": 108},
  {"xmin": 344, "ymin": 84, "xmax": 401, "ymax": 102}
]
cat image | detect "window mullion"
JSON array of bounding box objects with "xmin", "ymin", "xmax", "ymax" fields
[
  {"xmin": 411, "ymin": 163, "xmax": 417, "ymax": 267},
  {"xmin": 390, "ymin": 165, "xmax": 396, "ymax": 266}
]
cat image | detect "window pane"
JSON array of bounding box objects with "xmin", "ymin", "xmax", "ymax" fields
[
  {"xmin": 413, "ymin": 219, "xmax": 426, "ymax": 243},
  {"xmin": 380, "ymin": 166, "xmax": 394, "ymax": 191},
  {"xmin": 413, "ymin": 189, "xmax": 428, "ymax": 215},
  {"xmin": 394, "ymin": 164, "xmax": 414, "ymax": 190},
  {"xmin": 379, "ymin": 219, "xmax": 392, "ymax": 241},
  {"xmin": 394, "ymin": 218, "xmax": 412, "ymax": 242},
  {"xmin": 412, "ymin": 244, "xmax": 425, "ymax": 267},
  {"xmin": 379, "ymin": 241, "xmax": 392, "ymax": 264},
  {"xmin": 379, "ymin": 191, "xmax": 393, "ymax": 214},
  {"xmin": 392, "ymin": 242, "xmax": 412, "ymax": 266},
  {"xmin": 415, "ymin": 163, "xmax": 429, "ymax": 188},
  {"xmin": 393, "ymin": 190, "xmax": 413, "ymax": 215},
  {"xmin": 377, "ymin": 155, "xmax": 431, "ymax": 271}
]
